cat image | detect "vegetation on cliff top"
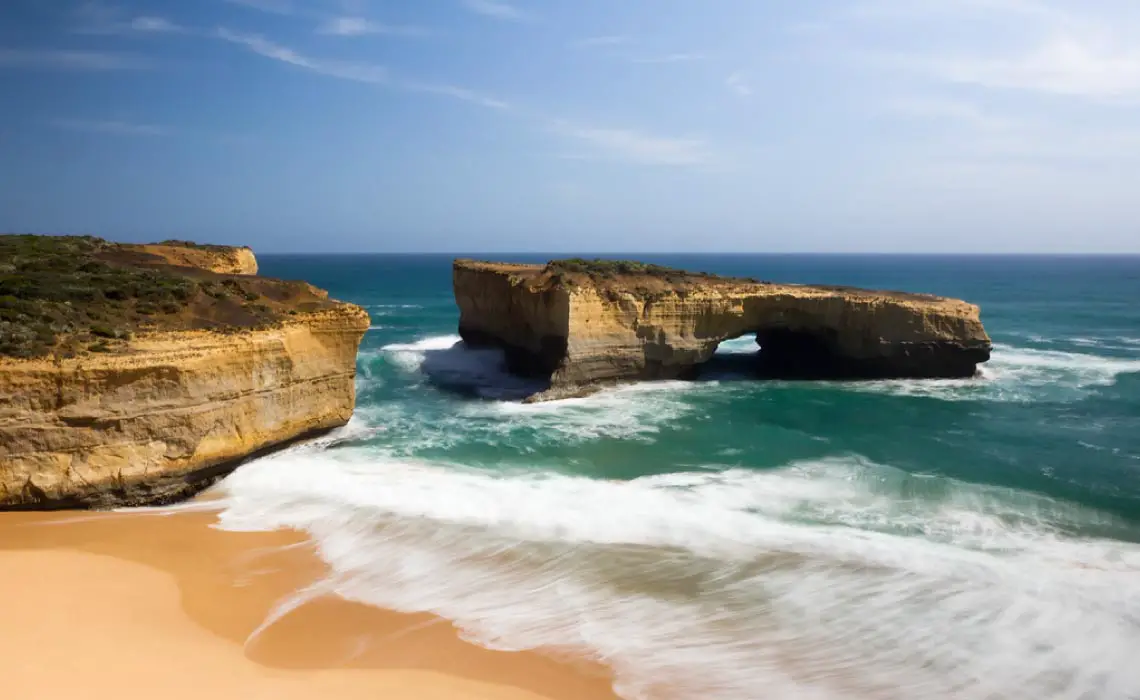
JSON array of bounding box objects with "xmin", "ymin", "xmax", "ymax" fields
[
  {"xmin": 0, "ymin": 234, "xmax": 333, "ymax": 359},
  {"xmin": 546, "ymin": 258, "xmax": 697, "ymax": 278},
  {"xmin": 154, "ymin": 239, "xmax": 245, "ymax": 252}
]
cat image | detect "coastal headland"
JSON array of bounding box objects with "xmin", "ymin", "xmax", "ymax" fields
[{"xmin": 0, "ymin": 235, "xmax": 369, "ymax": 509}]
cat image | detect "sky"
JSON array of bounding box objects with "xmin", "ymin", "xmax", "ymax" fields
[{"xmin": 2, "ymin": 0, "xmax": 1139, "ymax": 253}]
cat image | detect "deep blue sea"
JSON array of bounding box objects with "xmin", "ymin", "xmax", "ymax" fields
[{"xmin": 209, "ymin": 255, "xmax": 1140, "ymax": 700}]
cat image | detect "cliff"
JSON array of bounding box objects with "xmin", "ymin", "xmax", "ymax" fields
[
  {"xmin": 0, "ymin": 235, "xmax": 368, "ymax": 508},
  {"xmin": 454, "ymin": 259, "xmax": 992, "ymax": 400},
  {"xmin": 129, "ymin": 241, "xmax": 259, "ymax": 275}
]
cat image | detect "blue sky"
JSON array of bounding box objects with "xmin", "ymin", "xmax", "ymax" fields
[{"xmin": 2, "ymin": 0, "xmax": 1139, "ymax": 253}]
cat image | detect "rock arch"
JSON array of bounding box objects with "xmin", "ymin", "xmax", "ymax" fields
[{"xmin": 453, "ymin": 260, "xmax": 992, "ymax": 401}]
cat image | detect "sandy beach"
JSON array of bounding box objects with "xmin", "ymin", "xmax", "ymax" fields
[{"xmin": 0, "ymin": 508, "xmax": 619, "ymax": 700}]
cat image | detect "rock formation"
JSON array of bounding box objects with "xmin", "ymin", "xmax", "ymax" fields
[
  {"xmin": 128, "ymin": 241, "xmax": 259, "ymax": 275},
  {"xmin": 454, "ymin": 259, "xmax": 992, "ymax": 401},
  {"xmin": 0, "ymin": 236, "xmax": 368, "ymax": 508}
]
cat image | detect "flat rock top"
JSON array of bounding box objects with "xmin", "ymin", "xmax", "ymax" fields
[
  {"xmin": 454, "ymin": 258, "xmax": 964, "ymax": 307},
  {"xmin": 0, "ymin": 234, "xmax": 343, "ymax": 360}
]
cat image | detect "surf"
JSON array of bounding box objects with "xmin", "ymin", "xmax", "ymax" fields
[{"xmin": 203, "ymin": 450, "xmax": 1140, "ymax": 700}]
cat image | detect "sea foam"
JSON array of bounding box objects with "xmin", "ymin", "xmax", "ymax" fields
[{"xmin": 204, "ymin": 449, "xmax": 1140, "ymax": 700}]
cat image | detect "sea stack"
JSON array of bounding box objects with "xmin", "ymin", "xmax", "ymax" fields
[
  {"xmin": 0, "ymin": 235, "xmax": 369, "ymax": 509},
  {"xmin": 453, "ymin": 258, "xmax": 992, "ymax": 401}
]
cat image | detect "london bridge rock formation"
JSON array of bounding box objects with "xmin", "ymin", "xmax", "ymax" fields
[
  {"xmin": 454, "ymin": 259, "xmax": 992, "ymax": 401},
  {"xmin": 0, "ymin": 235, "xmax": 368, "ymax": 508}
]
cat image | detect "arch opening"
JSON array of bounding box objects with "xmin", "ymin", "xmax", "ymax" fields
[{"xmin": 701, "ymin": 326, "xmax": 857, "ymax": 380}]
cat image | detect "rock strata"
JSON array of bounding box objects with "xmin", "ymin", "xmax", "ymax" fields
[
  {"xmin": 454, "ymin": 259, "xmax": 992, "ymax": 401},
  {"xmin": 0, "ymin": 236, "xmax": 368, "ymax": 508}
]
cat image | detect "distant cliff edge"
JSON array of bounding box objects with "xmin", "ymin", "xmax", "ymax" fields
[
  {"xmin": 453, "ymin": 258, "xmax": 991, "ymax": 402},
  {"xmin": 0, "ymin": 235, "xmax": 368, "ymax": 509}
]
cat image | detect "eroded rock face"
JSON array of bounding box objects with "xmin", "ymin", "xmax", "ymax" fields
[
  {"xmin": 454, "ymin": 260, "xmax": 992, "ymax": 400},
  {"xmin": 0, "ymin": 307, "xmax": 368, "ymax": 508},
  {"xmin": 0, "ymin": 241, "xmax": 368, "ymax": 509},
  {"xmin": 128, "ymin": 243, "xmax": 259, "ymax": 275}
]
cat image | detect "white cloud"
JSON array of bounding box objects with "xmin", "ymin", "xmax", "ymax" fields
[
  {"xmin": 130, "ymin": 16, "xmax": 184, "ymax": 33},
  {"xmin": 216, "ymin": 29, "xmax": 508, "ymax": 109},
  {"xmin": 70, "ymin": 3, "xmax": 188, "ymax": 35},
  {"xmin": 844, "ymin": 0, "xmax": 1140, "ymax": 99},
  {"xmin": 552, "ymin": 122, "xmax": 715, "ymax": 166},
  {"xmin": 316, "ymin": 17, "xmax": 430, "ymax": 37},
  {"xmin": 882, "ymin": 97, "xmax": 1019, "ymax": 131},
  {"xmin": 0, "ymin": 49, "xmax": 147, "ymax": 71},
  {"xmin": 216, "ymin": 28, "xmax": 390, "ymax": 83},
  {"xmin": 572, "ymin": 35, "xmax": 630, "ymax": 48},
  {"xmin": 51, "ymin": 119, "xmax": 169, "ymax": 136},
  {"xmin": 224, "ymin": 0, "xmax": 294, "ymax": 15},
  {"xmin": 461, "ymin": 0, "xmax": 524, "ymax": 21},
  {"xmin": 632, "ymin": 52, "xmax": 708, "ymax": 65},
  {"xmin": 404, "ymin": 83, "xmax": 512, "ymax": 110},
  {"xmin": 933, "ymin": 36, "xmax": 1140, "ymax": 99},
  {"xmin": 726, "ymin": 71, "xmax": 752, "ymax": 96}
]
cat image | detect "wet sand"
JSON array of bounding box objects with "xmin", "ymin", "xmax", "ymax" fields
[{"xmin": 0, "ymin": 507, "xmax": 619, "ymax": 700}]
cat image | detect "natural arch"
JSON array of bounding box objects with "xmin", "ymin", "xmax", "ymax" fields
[{"xmin": 453, "ymin": 259, "xmax": 993, "ymax": 401}]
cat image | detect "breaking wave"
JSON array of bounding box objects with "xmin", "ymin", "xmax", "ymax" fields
[{"xmin": 205, "ymin": 451, "xmax": 1140, "ymax": 700}]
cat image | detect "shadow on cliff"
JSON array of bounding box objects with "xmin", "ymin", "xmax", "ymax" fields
[{"xmin": 419, "ymin": 340, "xmax": 549, "ymax": 401}]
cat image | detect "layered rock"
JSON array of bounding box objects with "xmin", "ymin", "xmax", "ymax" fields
[
  {"xmin": 0, "ymin": 238, "xmax": 368, "ymax": 508},
  {"xmin": 129, "ymin": 242, "xmax": 259, "ymax": 275},
  {"xmin": 454, "ymin": 259, "xmax": 992, "ymax": 400}
]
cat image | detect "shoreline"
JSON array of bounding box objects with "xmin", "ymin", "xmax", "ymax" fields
[{"xmin": 0, "ymin": 508, "xmax": 619, "ymax": 700}]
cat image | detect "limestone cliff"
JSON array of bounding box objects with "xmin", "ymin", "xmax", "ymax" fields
[
  {"xmin": 129, "ymin": 242, "xmax": 259, "ymax": 275},
  {"xmin": 454, "ymin": 259, "xmax": 992, "ymax": 400},
  {"xmin": 0, "ymin": 235, "xmax": 368, "ymax": 508}
]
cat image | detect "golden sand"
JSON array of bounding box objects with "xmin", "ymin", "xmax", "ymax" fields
[{"xmin": 0, "ymin": 509, "xmax": 619, "ymax": 700}]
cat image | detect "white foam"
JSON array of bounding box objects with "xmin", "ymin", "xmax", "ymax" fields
[
  {"xmin": 212, "ymin": 453, "xmax": 1140, "ymax": 700},
  {"xmin": 848, "ymin": 343, "xmax": 1140, "ymax": 402},
  {"xmin": 381, "ymin": 334, "xmax": 464, "ymax": 373},
  {"xmin": 714, "ymin": 335, "xmax": 758, "ymax": 355}
]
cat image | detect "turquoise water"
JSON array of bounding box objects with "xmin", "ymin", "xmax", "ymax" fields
[{"xmin": 210, "ymin": 255, "xmax": 1140, "ymax": 699}]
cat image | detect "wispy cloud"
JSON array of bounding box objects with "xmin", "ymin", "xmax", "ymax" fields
[
  {"xmin": 572, "ymin": 35, "xmax": 630, "ymax": 49},
  {"xmin": 461, "ymin": 0, "xmax": 525, "ymax": 21},
  {"xmin": 216, "ymin": 28, "xmax": 390, "ymax": 82},
  {"xmin": 726, "ymin": 71, "xmax": 752, "ymax": 96},
  {"xmin": 224, "ymin": 0, "xmax": 294, "ymax": 15},
  {"xmin": 70, "ymin": 2, "xmax": 188, "ymax": 35},
  {"xmin": 883, "ymin": 97, "xmax": 1020, "ymax": 131},
  {"xmin": 217, "ymin": 29, "xmax": 508, "ymax": 109},
  {"xmin": 316, "ymin": 16, "xmax": 431, "ymax": 37},
  {"xmin": 51, "ymin": 118, "xmax": 170, "ymax": 136},
  {"xmin": 632, "ymin": 52, "xmax": 708, "ymax": 65},
  {"xmin": 840, "ymin": 0, "xmax": 1140, "ymax": 100},
  {"xmin": 552, "ymin": 122, "xmax": 715, "ymax": 167},
  {"xmin": 932, "ymin": 38, "xmax": 1140, "ymax": 99},
  {"xmin": 130, "ymin": 16, "xmax": 186, "ymax": 33},
  {"xmin": 405, "ymin": 82, "xmax": 512, "ymax": 110},
  {"xmin": 0, "ymin": 49, "xmax": 148, "ymax": 71}
]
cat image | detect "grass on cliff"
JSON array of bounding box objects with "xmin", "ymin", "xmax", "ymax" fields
[
  {"xmin": 0, "ymin": 234, "xmax": 330, "ymax": 359},
  {"xmin": 538, "ymin": 258, "xmax": 765, "ymax": 301},
  {"xmin": 546, "ymin": 258, "xmax": 695, "ymax": 278},
  {"xmin": 154, "ymin": 239, "xmax": 241, "ymax": 252}
]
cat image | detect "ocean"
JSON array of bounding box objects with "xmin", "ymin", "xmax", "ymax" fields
[{"xmin": 202, "ymin": 254, "xmax": 1140, "ymax": 699}]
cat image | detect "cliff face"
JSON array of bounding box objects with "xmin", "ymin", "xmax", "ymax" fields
[
  {"xmin": 0, "ymin": 307, "xmax": 367, "ymax": 508},
  {"xmin": 454, "ymin": 260, "xmax": 992, "ymax": 400},
  {"xmin": 0, "ymin": 237, "xmax": 369, "ymax": 508},
  {"xmin": 130, "ymin": 243, "xmax": 259, "ymax": 275}
]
